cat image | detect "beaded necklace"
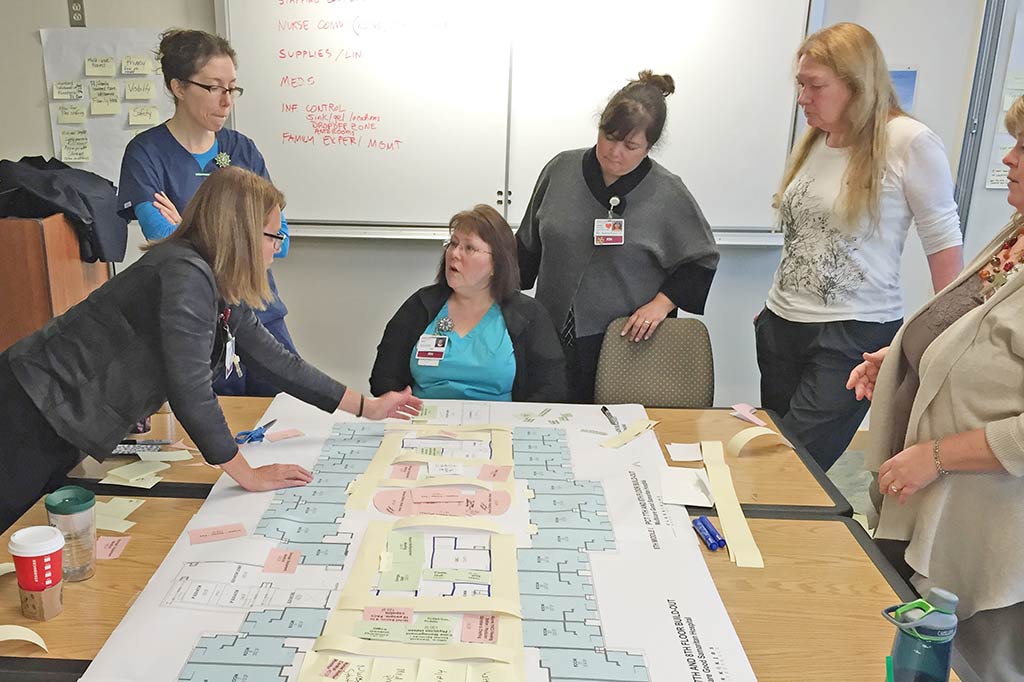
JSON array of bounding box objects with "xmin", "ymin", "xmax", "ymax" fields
[{"xmin": 978, "ymin": 222, "xmax": 1024, "ymax": 300}]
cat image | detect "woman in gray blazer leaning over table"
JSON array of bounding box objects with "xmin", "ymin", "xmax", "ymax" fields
[{"xmin": 0, "ymin": 167, "xmax": 421, "ymax": 532}]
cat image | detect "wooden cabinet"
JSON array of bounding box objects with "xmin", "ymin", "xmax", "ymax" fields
[{"xmin": 0, "ymin": 213, "xmax": 109, "ymax": 351}]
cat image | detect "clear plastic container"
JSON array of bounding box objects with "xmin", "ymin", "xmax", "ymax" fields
[{"xmin": 45, "ymin": 485, "xmax": 96, "ymax": 582}]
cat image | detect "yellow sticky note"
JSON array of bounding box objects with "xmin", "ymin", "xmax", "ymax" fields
[
  {"xmin": 121, "ymin": 55, "xmax": 152, "ymax": 75},
  {"xmin": 89, "ymin": 79, "xmax": 120, "ymax": 115},
  {"xmin": 85, "ymin": 56, "xmax": 116, "ymax": 77},
  {"xmin": 0, "ymin": 625, "xmax": 47, "ymax": 652},
  {"xmin": 0, "ymin": 562, "xmax": 14, "ymax": 577},
  {"xmin": 107, "ymin": 460, "xmax": 170, "ymax": 482},
  {"xmin": 601, "ymin": 419, "xmax": 659, "ymax": 449},
  {"xmin": 128, "ymin": 105, "xmax": 160, "ymax": 126},
  {"xmin": 60, "ymin": 129, "xmax": 91, "ymax": 162},
  {"xmin": 98, "ymin": 473, "xmax": 162, "ymax": 490},
  {"xmin": 57, "ymin": 103, "xmax": 86, "ymax": 124},
  {"xmin": 96, "ymin": 515, "xmax": 135, "ymax": 533},
  {"xmin": 415, "ymin": 659, "xmax": 466, "ymax": 682},
  {"xmin": 95, "ymin": 497, "xmax": 145, "ymax": 519},
  {"xmin": 137, "ymin": 449, "xmax": 192, "ymax": 462},
  {"xmin": 124, "ymin": 80, "xmax": 156, "ymax": 100},
  {"xmin": 370, "ymin": 658, "xmax": 418, "ymax": 681},
  {"xmin": 52, "ymin": 80, "xmax": 83, "ymax": 100}
]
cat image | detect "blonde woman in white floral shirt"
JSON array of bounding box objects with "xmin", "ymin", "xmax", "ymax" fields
[{"xmin": 756, "ymin": 22, "xmax": 963, "ymax": 470}]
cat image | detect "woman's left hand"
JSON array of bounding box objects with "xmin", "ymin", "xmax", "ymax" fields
[
  {"xmin": 877, "ymin": 441, "xmax": 939, "ymax": 504},
  {"xmin": 621, "ymin": 293, "xmax": 676, "ymax": 342}
]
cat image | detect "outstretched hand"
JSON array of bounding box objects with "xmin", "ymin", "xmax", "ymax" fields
[
  {"xmin": 846, "ymin": 346, "xmax": 889, "ymax": 401},
  {"xmin": 363, "ymin": 386, "xmax": 422, "ymax": 420}
]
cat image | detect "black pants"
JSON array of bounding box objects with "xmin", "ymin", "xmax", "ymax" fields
[
  {"xmin": 755, "ymin": 308, "xmax": 901, "ymax": 471},
  {"xmin": 563, "ymin": 333, "xmax": 605, "ymax": 404},
  {"xmin": 0, "ymin": 352, "xmax": 80, "ymax": 532}
]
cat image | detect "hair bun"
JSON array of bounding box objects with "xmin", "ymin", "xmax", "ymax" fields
[{"xmin": 636, "ymin": 69, "xmax": 675, "ymax": 97}]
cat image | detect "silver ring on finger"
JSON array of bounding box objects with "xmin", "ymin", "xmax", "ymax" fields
[{"xmin": 889, "ymin": 483, "xmax": 901, "ymax": 494}]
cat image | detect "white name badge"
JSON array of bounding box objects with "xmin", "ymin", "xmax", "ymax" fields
[
  {"xmin": 416, "ymin": 334, "xmax": 449, "ymax": 366},
  {"xmin": 224, "ymin": 335, "xmax": 237, "ymax": 378},
  {"xmin": 594, "ymin": 218, "xmax": 625, "ymax": 245}
]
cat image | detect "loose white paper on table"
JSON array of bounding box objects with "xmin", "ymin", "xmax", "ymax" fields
[
  {"xmin": 659, "ymin": 466, "xmax": 714, "ymax": 507},
  {"xmin": 107, "ymin": 460, "xmax": 170, "ymax": 482},
  {"xmin": 666, "ymin": 442, "xmax": 703, "ymax": 462}
]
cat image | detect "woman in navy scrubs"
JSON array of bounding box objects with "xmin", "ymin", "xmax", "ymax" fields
[{"xmin": 118, "ymin": 28, "xmax": 294, "ymax": 397}]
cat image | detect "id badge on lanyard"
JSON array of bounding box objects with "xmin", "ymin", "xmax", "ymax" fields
[
  {"xmin": 415, "ymin": 334, "xmax": 449, "ymax": 366},
  {"xmin": 221, "ymin": 307, "xmax": 242, "ymax": 379},
  {"xmin": 594, "ymin": 196, "xmax": 624, "ymax": 245}
]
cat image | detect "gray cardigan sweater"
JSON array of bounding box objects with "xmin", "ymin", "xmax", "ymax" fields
[
  {"xmin": 868, "ymin": 218, "xmax": 1024, "ymax": 619},
  {"xmin": 517, "ymin": 148, "xmax": 719, "ymax": 337},
  {"xmin": 8, "ymin": 240, "xmax": 345, "ymax": 465}
]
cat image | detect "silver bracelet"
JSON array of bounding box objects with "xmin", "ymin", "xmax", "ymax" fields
[{"xmin": 933, "ymin": 438, "xmax": 951, "ymax": 476}]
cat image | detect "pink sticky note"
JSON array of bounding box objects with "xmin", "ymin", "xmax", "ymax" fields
[
  {"xmin": 363, "ymin": 606, "xmax": 414, "ymax": 623},
  {"xmin": 461, "ymin": 614, "xmax": 498, "ymax": 643},
  {"xmin": 320, "ymin": 658, "xmax": 350, "ymax": 679},
  {"xmin": 96, "ymin": 536, "xmax": 131, "ymax": 559},
  {"xmin": 731, "ymin": 403, "xmax": 767, "ymax": 427},
  {"xmin": 390, "ymin": 462, "xmax": 421, "ymax": 480},
  {"xmin": 188, "ymin": 523, "xmax": 247, "ymax": 545},
  {"xmin": 264, "ymin": 548, "xmax": 301, "ymax": 573},
  {"xmin": 478, "ymin": 464, "xmax": 511, "ymax": 482},
  {"xmin": 266, "ymin": 428, "xmax": 304, "ymax": 442}
]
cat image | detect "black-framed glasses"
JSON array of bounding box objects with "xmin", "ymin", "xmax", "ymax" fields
[
  {"xmin": 263, "ymin": 231, "xmax": 285, "ymax": 252},
  {"xmin": 443, "ymin": 239, "xmax": 491, "ymax": 257},
  {"xmin": 183, "ymin": 79, "xmax": 244, "ymax": 99}
]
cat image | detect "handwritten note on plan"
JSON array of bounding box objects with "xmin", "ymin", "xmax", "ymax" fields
[{"xmin": 188, "ymin": 523, "xmax": 246, "ymax": 545}]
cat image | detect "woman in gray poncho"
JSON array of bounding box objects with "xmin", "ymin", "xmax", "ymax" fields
[{"xmin": 517, "ymin": 70, "xmax": 720, "ymax": 403}]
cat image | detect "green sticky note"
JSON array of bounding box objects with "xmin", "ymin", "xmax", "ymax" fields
[
  {"xmin": 353, "ymin": 621, "xmax": 406, "ymax": 641},
  {"xmin": 422, "ymin": 568, "xmax": 492, "ymax": 584},
  {"xmin": 404, "ymin": 615, "xmax": 454, "ymax": 644},
  {"xmin": 387, "ymin": 532, "xmax": 424, "ymax": 566},
  {"xmin": 378, "ymin": 566, "xmax": 421, "ymax": 591}
]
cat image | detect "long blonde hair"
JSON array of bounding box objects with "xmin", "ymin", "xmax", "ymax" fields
[
  {"xmin": 778, "ymin": 23, "xmax": 905, "ymax": 232},
  {"xmin": 146, "ymin": 167, "xmax": 283, "ymax": 307}
]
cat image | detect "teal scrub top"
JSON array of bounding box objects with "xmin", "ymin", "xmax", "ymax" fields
[{"xmin": 410, "ymin": 302, "xmax": 515, "ymax": 401}]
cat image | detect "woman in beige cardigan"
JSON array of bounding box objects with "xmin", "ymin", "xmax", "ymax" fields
[{"xmin": 847, "ymin": 98, "xmax": 1024, "ymax": 681}]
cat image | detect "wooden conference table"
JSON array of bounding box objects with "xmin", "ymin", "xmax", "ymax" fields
[
  {"xmin": 67, "ymin": 399, "xmax": 850, "ymax": 515},
  {"xmin": 0, "ymin": 498, "xmax": 923, "ymax": 681}
]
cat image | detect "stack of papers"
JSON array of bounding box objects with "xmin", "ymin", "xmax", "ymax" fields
[
  {"xmin": 99, "ymin": 461, "xmax": 170, "ymax": 489},
  {"xmin": 94, "ymin": 497, "xmax": 146, "ymax": 532},
  {"xmin": 137, "ymin": 450, "xmax": 193, "ymax": 462}
]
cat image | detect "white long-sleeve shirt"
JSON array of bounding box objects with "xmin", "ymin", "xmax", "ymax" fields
[{"xmin": 767, "ymin": 116, "xmax": 963, "ymax": 323}]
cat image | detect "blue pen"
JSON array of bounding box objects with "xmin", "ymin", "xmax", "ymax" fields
[
  {"xmin": 692, "ymin": 517, "xmax": 717, "ymax": 551},
  {"xmin": 697, "ymin": 515, "xmax": 727, "ymax": 550}
]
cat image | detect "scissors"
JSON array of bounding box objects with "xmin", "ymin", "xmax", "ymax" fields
[{"xmin": 234, "ymin": 419, "xmax": 278, "ymax": 444}]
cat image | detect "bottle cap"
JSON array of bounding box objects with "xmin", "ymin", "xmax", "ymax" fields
[{"xmin": 926, "ymin": 587, "xmax": 958, "ymax": 614}]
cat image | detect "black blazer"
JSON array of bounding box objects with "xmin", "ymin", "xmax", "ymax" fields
[
  {"xmin": 370, "ymin": 283, "xmax": 568, "ymax": 403},
  {"xmin": 7, "ymin": 240, "xmax": 345, "ymax": 464}
]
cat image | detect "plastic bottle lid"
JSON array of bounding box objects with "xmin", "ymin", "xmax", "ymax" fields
[
  {"xmin": 8, "ymin": 525, "xmax": 65, "ymax": 557},
  {"xmin": 926, "ymin": 587, "xmax": 959, "ymax": 614},
  {"xmin": 44, "ymin": 485, "xmax": 96, "ymax": 515}
]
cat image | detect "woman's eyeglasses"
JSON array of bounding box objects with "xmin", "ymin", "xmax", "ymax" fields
[
  {"xmin": 184, "ymin": 79, "xmax": 244, "ymax": 99},
  {"xmin": 443, "ymin": 239, "xmax": 491, "ymax": 257},
  {"xmin": 263, "ymin": 231, "xmax": 285, "ymax": 252}
]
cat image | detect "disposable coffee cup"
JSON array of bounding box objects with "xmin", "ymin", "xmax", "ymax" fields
[
  {"xmin": 45, "ymin": 485, "xmax": 96, "ymax": 582},
  {"xmin": 8, "ymin": 525, "xmax": 64, "ymax": 591}
]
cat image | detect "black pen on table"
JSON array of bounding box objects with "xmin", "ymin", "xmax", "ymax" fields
[{"xmin": 601, "ymin": 406, "xmax": 623, "ymax": 432}]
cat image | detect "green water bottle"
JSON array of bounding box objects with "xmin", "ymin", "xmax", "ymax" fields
[{"xmin": 883, "ymin": 587, "xmax": 958, "ymax": 682}]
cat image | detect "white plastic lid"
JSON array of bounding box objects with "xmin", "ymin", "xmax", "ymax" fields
[{"xmin": 8, "ymin": 525, "xmax": 65, "ymax": 558}]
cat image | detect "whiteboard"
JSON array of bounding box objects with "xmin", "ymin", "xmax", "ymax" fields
[
  {"xmin": 226, "ymin": 0, "xmax": 512, "ymax": 225},
  {"xmin": 224, "ymin": 0, "xmax": 809, "ymax": 228}
]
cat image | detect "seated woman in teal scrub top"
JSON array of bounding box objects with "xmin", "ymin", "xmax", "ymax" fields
[{"xmin": 370, "ymin": 205, "xmax": 568, "ymax": 403}]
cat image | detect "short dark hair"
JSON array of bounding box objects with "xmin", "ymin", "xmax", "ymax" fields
[
  {"xmin": 435, "ymin": 204, "xmax": 518, "ymax": 303},
  {"xmin": 157, "ymin": 29, "xmax": 236, "ymax": 92},
  {"xmin": 599, "ymin": 70, "xmax": 676, "ymax": 147}
]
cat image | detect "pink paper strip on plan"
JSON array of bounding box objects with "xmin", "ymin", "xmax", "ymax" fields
[
  {"xmin": 461, "ymin": 614, "xmax": 498, "ymax": 643},
  {"xmin": 320, "ymin": 658, "xmax": 350, "ymax": 678},
  {"xmin": 266, "ymin": 428, "xmax": 304, "ymax": 442},
  {"xmin": 263, "ymin": 548, "xmax": 301, "ymax": 573},
  {"xmin": 96, "ymin": 536, "xmax": 131, "ymax": 559},
  {"xmin": 390, "ymin": 462, "xmax": 421, "ymax": 480},
  {"xmin": 363, "ymin": 606, "xmax": 414, "ymax": 622},
  {"xmin": 188, "ymin": 523, "xmax": 247, "ymax": 545},
  {"xmin": 731, "ymin": 403, "xmax": 767, "ymax": 427},
  {"xmin": 478, "ymin": 464, "xmax": 511, "ymax": 482}
]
